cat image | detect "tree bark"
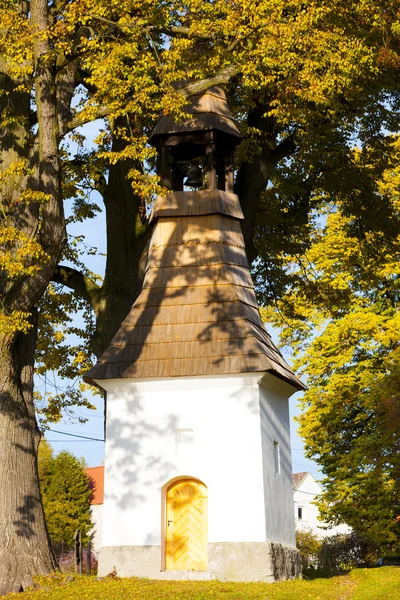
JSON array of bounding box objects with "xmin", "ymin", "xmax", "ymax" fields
[
  {"xmin": 0, "ymin": 313, "xmax": 57, "ymax": 595},
  {"xmin": 0, "ymin": 0, "xmax": 66, "ymax": 593}
]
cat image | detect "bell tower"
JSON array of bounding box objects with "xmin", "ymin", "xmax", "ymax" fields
[
  {"xmin": 85, "ymin": 86, "xmax": 303, "ymax": 582},
  {"xmin": 149, "ymin": 86, "xmax": 240, "ymax": 192}
]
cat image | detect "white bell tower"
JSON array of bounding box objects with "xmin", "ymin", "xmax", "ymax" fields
[{"xmin": 85, "ymin": 87, "xmax": 304, "ymax": 582}]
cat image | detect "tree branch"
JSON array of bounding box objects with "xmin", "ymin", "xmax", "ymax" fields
[
  {"xmin": 8, "ymin": 0, "xmax": 68, "ymax": 313},
  {"xmin": 59, "ymin": 105, "xmax": 111, "ymax": 137},
  {"xmin": 88, "ymin": 14, "xmax": 212, "ymax": 40},
  {"xmin": 178, "ymin": 67, "xmax": 239, "ymax": 97},
  {"xmin": 49, "ymin": 0, "xmax": 73, "ymax": 20},
  {"xmin": 52, "ymin": 265, "xmax": 101, "ymax": 310},
  {"xmin": 56, "ymin": 57, "xmax": 80, "ymax": 135},
  {"xmin": 269, "ymin": 133, "xmax": 297, "ymax": 164},
  {"xmin": 60, "ymin": 65, "xmax": 239, "ymax": 136}
]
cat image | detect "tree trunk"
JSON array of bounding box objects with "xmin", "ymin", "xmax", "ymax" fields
[
  {"xmin": 0, "ymin": 313, "xmax": 57, "ymax": 595},
  {"xmin": 90, "ymin": 130, "xmax": 151, "ymax": 356},
  {"xmin": 235, "ymin": 102, "xmax": 296, "ymax": 263},
  {"xmin": 0, "ymin": 0, "xmax": 66, "ymax": 592}
]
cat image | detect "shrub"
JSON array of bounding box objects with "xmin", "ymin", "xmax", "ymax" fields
[
  {"xmin": 318, "ymin": 532, "xmax": 378, "ymax": 571},
  {"xmin": 296, "ymin": 529, "xmax": 322, "ymax": 569}
]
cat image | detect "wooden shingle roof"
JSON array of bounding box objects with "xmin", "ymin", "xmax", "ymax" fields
[
  {"xmin": 148, "ymin": 86, "xmax": 241, "ymax": 144},
  {"xmin": 85, "ymin": 190, "xmax": 304, "ymax": 390}
]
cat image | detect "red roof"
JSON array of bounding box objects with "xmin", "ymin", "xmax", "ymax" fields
[
  {"xmin": 86, "ymin": 466, "xmax": 104, "ymax": 505},
  {"xmin": 292, "ymin": 472, "xmax": 308, "ymax": 490}
]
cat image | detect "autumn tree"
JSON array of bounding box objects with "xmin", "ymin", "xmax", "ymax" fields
[
  {"xmin": 1, "ymin": 0, "xmax": 399, "ymax": 594},
  {"xmin": 263, "ymin": 136, "xmax": 400, "ymax": 552}
]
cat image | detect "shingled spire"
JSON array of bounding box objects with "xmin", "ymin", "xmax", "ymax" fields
[{"xmin": 85, "ymin": 87, "xmax": 304, "ymax": 391}]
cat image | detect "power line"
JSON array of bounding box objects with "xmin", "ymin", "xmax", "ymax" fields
[
  {"xmin": 292, "ymin": 459, "xmax": 316, "ymax": 468},
  {"xmin": 48, "ymin": 428, "xmax": 104, "ymax": 442},
  {"xmin": 47, "ymin": 440, "xmax": 99, "ymax": 443},
  {"xmin": 74, "ymin": 411, "xmax": 104, "ymax": 419}
]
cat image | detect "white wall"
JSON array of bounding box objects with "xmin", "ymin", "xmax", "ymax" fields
[
  {"xmin": 89, "ymin": 504, "xmax": 103, "ymax": 555},
  {"xmin": 98, "ymin": 373, "xmax": 296, "ymax": 549},
  {"xmin": 259, "ymin": 375, "xmax": 296, "ymax": 546},
  {"xmin": 294, "ymin": 474, "xmax": 351, "ymax": 537}
]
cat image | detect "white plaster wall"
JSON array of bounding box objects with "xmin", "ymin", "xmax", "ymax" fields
[
  {"xmin": 259, "ymin": 375, "xmax": 296, "ymax": 546},
  {"xmin": 89, "ymin": 504, "xmax": 103, "ymax": 555},
  {"xmin": 294, "ymin": 474, "xmax": 351, "ymax": 537},
  {"xmin": 99, "ymin": 374, "xmax": 269, "ymax": 548}
]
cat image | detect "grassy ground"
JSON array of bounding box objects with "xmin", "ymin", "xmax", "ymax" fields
[{"xmin": 5, "ymin": 567, "xmax": 400, "ymax": 600}]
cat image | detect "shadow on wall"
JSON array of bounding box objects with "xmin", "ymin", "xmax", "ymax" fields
[
  {"xmin": 105, "ymin": 393, "xmax": 178, "ymax": 512},
  {"xmin": 93, "ymin": 195, "xmax": 288, "ymax": 525},
  {"xmin": 91, "ymin": 200, "xmax": 266, "ymax": 380},
  {"xmin": 259, "ymin": 379, "xmax": 294, "ymax": 543}
]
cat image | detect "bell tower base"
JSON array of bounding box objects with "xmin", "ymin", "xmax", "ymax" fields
[{"xmin": 98, "ymin": 542, "xmax": 301, "ymax": 582}]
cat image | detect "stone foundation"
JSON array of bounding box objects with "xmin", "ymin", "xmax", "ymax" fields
[
  {"xmin": 98, "ymin": 542, "xmax": 301, "ymax": 582},
  {"xmin": 270, "ymin": 542, "xmax": 301, "ymax": 581}
]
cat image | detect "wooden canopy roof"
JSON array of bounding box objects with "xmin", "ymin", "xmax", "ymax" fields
[
  {"xmin": 148, "ymin": 86, "xmax": 241, "ymax": 145},
  {"xmin": 85, "ymin": 190, "xmax": 304, "ymax": 390}
]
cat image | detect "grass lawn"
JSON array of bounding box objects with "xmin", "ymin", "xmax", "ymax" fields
[{"xmin": 5, "ymin": 567, "xmax": 400, "ymax": 600}]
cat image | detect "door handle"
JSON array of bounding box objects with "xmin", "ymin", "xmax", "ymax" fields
[{"xmin": 168, "ymin": 520, "xmax": 173, "ymax": 527}]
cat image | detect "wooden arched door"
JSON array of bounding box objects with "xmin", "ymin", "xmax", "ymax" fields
[{"xmin": 165, "ymin": 478, "xmax": 208, "ymax": 570}]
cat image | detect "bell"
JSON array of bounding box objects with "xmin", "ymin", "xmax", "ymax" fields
[{"xmin": 185, "ymin": 164, "xmax": 203, "ymax": 187}]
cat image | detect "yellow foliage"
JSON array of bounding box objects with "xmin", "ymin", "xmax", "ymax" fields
[
  {"xmin": 18, "ymin": 190, "xmax": 53, "ymax": 205},
  {"xmin": 1, "ymin": 0, "xmax": 399, "ymax": 445},
  {"xmin": 0, "ymin": 7, "xmax": 33, "ymax": 89},
  {"xmin": 0, "ymin": 161, "xmax": 31, "ymax": 189},
  {"xmin": 0, "ymin": 227, "xmax": 50, "ymax": 278},
  {"xmin": 260, "ymin": 131, "xmax": 400, "ymax": 549},
  {"xmin": 0, "ymin": 310, "xmax": 32, "ymax": 335}
]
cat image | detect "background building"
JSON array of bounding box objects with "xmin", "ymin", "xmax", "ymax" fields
[
  {"xmin": 86, "ymin": 466, "xmax": 104, "ymax": 555},
  {"xmin": 293, "ymin": 472, "xmax": 350, "ymax": 537}
]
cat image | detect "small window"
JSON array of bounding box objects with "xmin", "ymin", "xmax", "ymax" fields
[
  {"xmin": 274, "ymin": 440, "xmax": 281, "ymax": 474},
  {"xmin": 298, "ymin": 507, "xmax": 303, "ymax": 520}
]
